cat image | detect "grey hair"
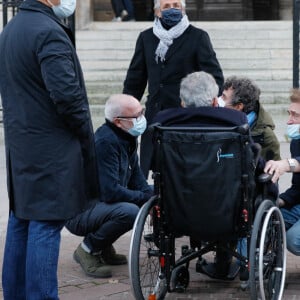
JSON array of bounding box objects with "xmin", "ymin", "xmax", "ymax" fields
[
  {"xmin": 180, "ymin": 71, "xmax": 219, "ymax": 107},
  {"xmin": 223, "ymin": 76, "xmax": 260, "ymax": 114},
  {"xmin": 154, "ymin": 0, "xmax": 186, "ymax": 9},
  {"xmin": 104, "ymin": 94, "xmax": 123, "ymax": 121}
]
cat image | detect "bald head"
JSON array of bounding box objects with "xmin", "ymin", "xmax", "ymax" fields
[{"xmin": 105, "ymin": 94, "xmax": 142, "ymax": 121}]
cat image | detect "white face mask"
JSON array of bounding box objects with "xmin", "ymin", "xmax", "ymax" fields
[
  {"xmin": 48, "ymin": 0, "xmax": 76, "ymax": 19},
  {"xmin": 286, "ymin": 124, "xmax": 300, "ymax": 140},
  {"xmin": 128, "ymin": 115, "xmax": 147, "ymax": 137},
  {"xmin": 217, "ymin": 96, "xmax": 225, "ymax": 107}
]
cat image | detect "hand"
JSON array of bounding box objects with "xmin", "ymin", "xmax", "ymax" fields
[
  {"xmin": 264, "ymin": 159, "xmax": 290, "ymax": 183},
  {"xmin": 276, "ymin": 198, "xmax": 285, "ymax": 207}
]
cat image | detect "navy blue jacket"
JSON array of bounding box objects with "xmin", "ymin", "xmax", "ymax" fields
[
  {"xmin": 95, "ymin": 121, "xmax": 152, "ymax": 206},
  {"xmin": 0, "ymin": 0, "xmax": 99, "ymax": 220},
  {"xmin": 152, "ymin": 106, "xmax": 278, "ymax": 200},
  {"xmin": 280, "ymin": 139, "xmax": 300, "ymax": 207},
  {"xmin": 153, "ymin": 106, "xmax": 248, "ymax": 127}
]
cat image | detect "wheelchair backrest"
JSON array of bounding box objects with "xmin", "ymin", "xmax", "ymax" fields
[{"xmin": 152, "ymin": 125, "xmax": 256, "ymax": 241}]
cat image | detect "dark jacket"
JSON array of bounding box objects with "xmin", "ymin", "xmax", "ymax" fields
[
  {"xmin": 251, "ymin": 104, "xmax": 281, "ymax": 161},
  {"xmin": 0, "ymin": 0, "xmax": 99, "ymax": 220},
  {"xmin": 123, "ymin": 24, "xmax": 223, "ymax": 176},
  {"xmin": 280, "ymin": 139, "xmax": 300, "ymax": 207},
  {"xmin": 123, "ymin": 25, "xmax": 224, "ymax": 123},
  {"xmin": 153, "ymin": 106, "xmax": 248, "ymax": 127},
  {"xmin": 95, "ymin": 120, "xmax": 152, "ymax": 206},
  {"xmin": 153, "ymin": 106, "xmax": 278, "ymax": 200}
]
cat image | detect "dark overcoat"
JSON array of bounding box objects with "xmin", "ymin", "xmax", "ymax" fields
[
  {"xmin": 123, "ymin": 25, "xmax": 224, "ymax": 123},
  {"xmin": 123, "ymin": 24, "xmax": 224, "ymax": 175},
  {"xmin": 0, "ymin": 0, "xmax": 99, "ymax": 220}
]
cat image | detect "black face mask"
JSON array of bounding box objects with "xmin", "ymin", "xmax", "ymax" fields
[{"xmin": 160, "ymin": 8, "xmax": 183, "ymax": 28}]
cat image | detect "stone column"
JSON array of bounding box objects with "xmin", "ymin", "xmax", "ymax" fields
[
  {"xmin": 76, "ymin": 0, "xmax": 93, "ymax": 29},
  {"xmin": 279, "ymin": 0, "xmax": 292, "ymax": 20}
]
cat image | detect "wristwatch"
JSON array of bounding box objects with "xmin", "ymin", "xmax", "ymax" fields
[{"xmin": 288, "ymin": 158, "xmax": 297, "ymax": 172}]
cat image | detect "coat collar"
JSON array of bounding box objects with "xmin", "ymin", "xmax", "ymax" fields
[
  {"xmin": 164, "ymin": 25, "xmax": 192, "ymax": 62},
  {"xmin": 19, "ymin": 0, "xmax": 75, "ymax": 46},
  {"xmin": 105, "ymin": 119, "xmax": 138, "ymax": 154}
]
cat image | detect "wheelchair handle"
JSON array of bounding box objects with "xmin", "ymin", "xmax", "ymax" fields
[{"xmin": 258, "ymin": 172, "xmax": 273, "ymax": 183}]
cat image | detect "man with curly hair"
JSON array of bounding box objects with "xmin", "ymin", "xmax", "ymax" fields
[{"xmin": 220, "ymin": 76, "xmax": 281, "ymax": 161}]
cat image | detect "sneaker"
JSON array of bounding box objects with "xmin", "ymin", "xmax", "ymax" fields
[
  {"xmin": 73, "ymin": 244, "xmax": 112, "ymax": 278},
  {"xmin": 121, "ymin": 10, "xmax": 128, "ymax": 20},
  {"xmin": 99, "ymin": 245, "xmax": 128, "ymax": 265},
  {"xmin": 196, "ymin": 258, "xmax": 239, "ymax": 281},
  {"xmin": 111, "ymin": 17, "xmax": 122, "ymax": 22},
  {"xmin": 239, "ymin": 265, "xmax": 249, "ymax": 290}
]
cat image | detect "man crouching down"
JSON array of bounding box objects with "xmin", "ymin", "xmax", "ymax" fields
[{"xmin": 65, "ymin": 94, "xmax": 153, "ymax": 278}]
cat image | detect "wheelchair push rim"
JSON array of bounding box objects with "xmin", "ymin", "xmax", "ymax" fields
[
  {"xmin": 129, "ymin": 196, "xmax": 167, "ymax": 300},
  {"xmin": 249, "ymin": 199, "xmax": 286, "ymax": 300}
]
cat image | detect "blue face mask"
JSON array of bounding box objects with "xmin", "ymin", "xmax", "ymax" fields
[
  {"xmin": 161, "ymin": 8, "xmax": 183, "ymax": 27},
  {"xmin": 128, "ymin": 115, "xmax": 147, "ymax": 137},
  {"xmin": 287, "ymin": 124, "xmax": 300, "ymax": 139},
  {"xmin": 246, "ymin": 111, "xmax": 257, "ymax": 126},
  {"xmin": 49, "ymin": 0, "xmax": 77, "ymax": 19}
]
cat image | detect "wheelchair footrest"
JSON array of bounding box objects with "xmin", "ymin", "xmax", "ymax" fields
[{"xmin": 196, "ymin": 258, "xmax": 240, "ymax": 281}]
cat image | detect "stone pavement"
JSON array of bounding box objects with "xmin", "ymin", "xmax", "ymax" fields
[{"xmin": 1, "ymin": 117, "xmax": 300, "ymax": 299}]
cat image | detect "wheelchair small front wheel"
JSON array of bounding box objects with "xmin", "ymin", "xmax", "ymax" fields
[
  {"xmin": 129, "ymin": 196, "xmax": 167, "ymax": 300},
  {"xmin": 170, "ymin": 265, "xmax": 190, "ymax": 293}
]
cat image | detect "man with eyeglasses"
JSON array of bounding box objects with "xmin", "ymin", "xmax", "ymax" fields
[{"xmin": 65, "ymin": 94, "xmax": 153, "ymax": 278}]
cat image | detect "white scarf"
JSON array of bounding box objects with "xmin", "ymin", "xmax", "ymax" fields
[{"xmin": 153, "ymin": 14, "xmax": 190, "ymax": 63}]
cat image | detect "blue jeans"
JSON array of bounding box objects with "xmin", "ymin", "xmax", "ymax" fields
[
  {"xmin": 281, "ymin": 204, "xmax": 300, "ymax": 255},
  {"xmin": 2, "ymin": 212, "xmax": 65, "ymax": 300}
]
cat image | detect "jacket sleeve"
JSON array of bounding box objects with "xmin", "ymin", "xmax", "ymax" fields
[
  {"xmin": 196, "ymin": 30, "xmax": 224, "ymax": 95},
  {"xmin": 123, "ymin": 33, "xmax": 148, "ymax": 101},
  {"xmin": 38, "ymin": 29, "xmax": 92, "ymax": 141},
  {"xmin": 259, "ymin": 127, "xmax": 281, "ymax": 161},
  {"xmin": 280, "ymin": 179, "xmax": 300, "ymax": 207},
  {"xmin": 280, "ymin": 145, "xmax": 300, "ymax": 206},
  {"xmin": 96, "ymin": 137, "xmax": 151, "ymax": 206},
  {"xmin": 128, "ymin": 153, "xmax": 154, "ymax": 202}
]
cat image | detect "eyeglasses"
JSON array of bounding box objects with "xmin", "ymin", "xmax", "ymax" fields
[{"xmin": 117, "ymin": 108, "xmax": 145, "ymax": 122}]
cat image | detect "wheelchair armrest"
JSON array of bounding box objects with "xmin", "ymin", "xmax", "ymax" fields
[{"xmin": 258, "ymin": 172, "xmax": 273, "ymax": 183}]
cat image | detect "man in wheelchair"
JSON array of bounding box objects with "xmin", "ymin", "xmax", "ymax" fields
[{"xmin": 152, "ymin": 71, "xmax": 278, "ymax": 281}]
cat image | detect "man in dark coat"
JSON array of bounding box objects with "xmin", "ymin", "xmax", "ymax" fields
[
  {"xmin": 0, "ymin": 0, "xmax": 99, "ymax": 299},
  {"xmin": 66, "ymin": 94, "xmax": 153, "ymax": 278},
  {"xmin": 123, "ymin": 0, "xmax": 224, "ymax": 177}
]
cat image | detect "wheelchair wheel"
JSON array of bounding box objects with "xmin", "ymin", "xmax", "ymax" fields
[
  {"xmin": 129, "ymin": 196, "xmax": 167, "ymax": 300},
  {"xmin": 249, "ymin": 199, "xmax": 286, "ymax": 300},
  {"xmin": 170, "ymin": 265, "xmax": 189, "ymax": 293}
]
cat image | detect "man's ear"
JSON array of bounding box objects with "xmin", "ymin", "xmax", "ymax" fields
[
  {"xmin": 236, "ymin": 102, "xmax": 244, "ymax": 111},
  {"xmin": 181, "ymin": 100, "xmax": 186, "ymax": 107},
  {"xmin": 113, "ymin": 118, "xmax": 122, "ymax": 128},
  {"xmin": 212, "ymin": 97, "xmax": 218, "ymax": 107},
  {"xmin": 155, "ymin": 8, "xmax": 161, "ymax": 18}
]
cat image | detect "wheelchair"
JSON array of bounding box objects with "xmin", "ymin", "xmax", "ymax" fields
[{"xmin": 129, "ymin": 123, "xmax": 286, "ymax": 300}]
